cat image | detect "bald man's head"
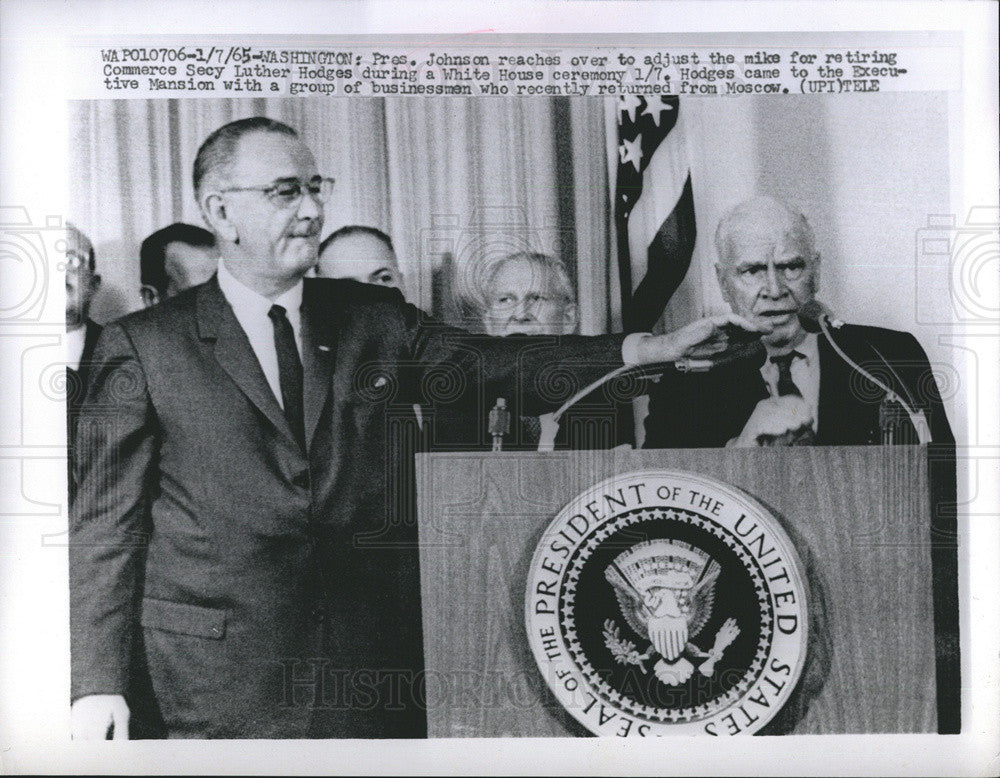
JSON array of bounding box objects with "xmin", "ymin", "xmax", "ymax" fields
[
  {"xmin": 316, "ymin": 226, "xmax": 403, "ymax": 290},
  {"xmin": 65, "ymin": 222, "xmax": 100, "ymax": 329},
  {"xmin": 714, "ymin": 196, "xmax": 820, "ymax": 352}
]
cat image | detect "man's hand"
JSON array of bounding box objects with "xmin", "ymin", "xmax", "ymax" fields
[
  {"xmin": 730, "ymin": 395, "xmax": 814, "ymax": 447},
  {"xmin": 634, "ymin": 314, "xmax": 764, "ymax": 365},
  {"xmin": 71, "ymin": 694, "xmax": 130, "ymax": 740}
]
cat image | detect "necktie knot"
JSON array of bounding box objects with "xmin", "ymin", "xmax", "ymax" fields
[
  {"xmin": 268, "ymin": 304, "xmax": 287, "ymax": 322},
  {"xmin": 769, "ymin": 351, "xmax": 803, "ymax": 397}
]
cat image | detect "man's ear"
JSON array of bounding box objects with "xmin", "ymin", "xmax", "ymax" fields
[
  {"xmin": 140, "ymin": 285, "xmax": 159, "ymax": 309},
  {"xmin": 201, "ymin": 192, "xmax": 238, "ymax": 244},
  {"xmin": 811, "ymin": 252, "xmax": 821, "ymax": 295}
]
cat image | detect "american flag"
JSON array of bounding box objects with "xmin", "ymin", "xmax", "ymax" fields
[{"xmin": 614, "ymin": 95, "xmax": 696, "ymax": 334}]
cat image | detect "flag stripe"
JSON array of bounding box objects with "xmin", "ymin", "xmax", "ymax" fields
[
  {"xmin": 625, "ymin": 112, "xmax": 690, "ymax": 289},
  {"xmin": 613, "ymin": 95, "xmax": 696, "ymax": 335},
  {"xmin": 625, "ymin": 176, "xmax": 696, "ymax": 333}
]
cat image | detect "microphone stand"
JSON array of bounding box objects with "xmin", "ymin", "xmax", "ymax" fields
[
  {"xmin": 816, "ymin": 314, "xmax": 932, "ymax": 445},
  {"xmin": 536, "ymin": 341, "xmax": 766, "ymax": 452}
]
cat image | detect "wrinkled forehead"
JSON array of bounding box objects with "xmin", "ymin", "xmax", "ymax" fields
[
  {"xmin": 165, "ymin": 241, "xmax": 218, "ymax": 266},
  {"xmin": 317, "ymin": 257, "xmax": 395, "ymax": 280},
  {"xmin": 320, "ymin": 233, "xmax": 396, "ymax": 266},
  {"xmin": 720, "ymin": 213, "xmax": 814, "ymax": 265},
  {"xmin": 488, "ymin": 258, "xmax": 561, "ymax": 293},
  {"xmin": 227, "ymin": 130, "xmax": 318, "ymax": 184},
  {"xmin": 65, "ymin": 225, "xmax": 93, "ymax": 262}
]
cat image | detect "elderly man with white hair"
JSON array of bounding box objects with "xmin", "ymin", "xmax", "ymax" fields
[{"xmin": 643, "ymin": 195, "xmax": 953, "ymax": 448}]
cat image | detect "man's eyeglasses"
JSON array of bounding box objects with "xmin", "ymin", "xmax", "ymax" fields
[
  {"xmin": 64, "ymin": 252, "xmax": 92, "ymax": 272},
  {"xmin": 220, "ymin": 176, "xmax": 335, "ymax": 208}
]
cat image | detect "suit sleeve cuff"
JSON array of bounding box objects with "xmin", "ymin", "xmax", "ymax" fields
[{"xmin": 621, "ymin": 333, "xmax": 651, "ymax": 365}]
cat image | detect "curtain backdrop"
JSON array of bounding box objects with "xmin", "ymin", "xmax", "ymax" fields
[
  {"xmin": 69, "ymin": 97, "xmax": 613, "ymax": 331},
  {"xmin": 68, "ymin": 93, "xmax": 956, "ymax": 434}
]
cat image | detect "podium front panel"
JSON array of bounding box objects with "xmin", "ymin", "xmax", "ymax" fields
[{"xmin": 415, "ymin": 446, "xmax": 935, "ymax": 736}]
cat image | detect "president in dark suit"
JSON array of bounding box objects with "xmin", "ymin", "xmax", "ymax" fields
[
  {"xmin": 70, "ymin": 117, "xmax": 761, "ymax": 740},
  {"xmin": 644, "ymin": 196, "xmax": 953, "ymax": 448}
]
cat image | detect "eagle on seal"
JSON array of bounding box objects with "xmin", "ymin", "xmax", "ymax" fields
[{"xmin": 604, "ymin": 539, "xmax": 736, "ymax": 683}]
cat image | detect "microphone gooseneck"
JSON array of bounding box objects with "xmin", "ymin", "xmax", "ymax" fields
[
  {"xmin": 797, "ymin": 300, "xmax": 842, "ymax": 334},
  {"xmin": 538, "ymin": 335, "xmax": 766, "ymax": 452},
  {"xmin": 811, "ymin": 307, "xmax": 931, "ymax": 444}
]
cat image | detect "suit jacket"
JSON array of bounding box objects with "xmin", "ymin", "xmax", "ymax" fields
[
  {"xmin": 423, "ymin": 334, "xmax": 639, "ymax": 452},
  {"xmin": 643, "ymin": 323, "xmax": 954, "ymax": 448},
  {"xmin": 66, "ymin": 319, "xmax": 102, "ymax": 499},
  {"xmin": 66, "ymin": 319, "xmax": 102, "ymax": 426},
  {"xmin": 70, "ymin": 276, "xmax": 625, "ymax": 739}
]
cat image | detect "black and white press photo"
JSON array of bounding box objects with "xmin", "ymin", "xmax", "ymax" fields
[{"xmin": 1, "ymin": 2, "xmax": 997, "ymax": 775}]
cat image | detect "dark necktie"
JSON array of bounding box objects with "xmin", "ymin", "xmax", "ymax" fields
[
  {"xmin": 768, "ymin": 351, "xmax": 815, "ymax": 445},
  {"xmin": 769, "ymin": 352, "xmax": 802, "ymax": 397},
  {"xmin": 268, "ymin": 304, "xmax": 305, "ymax": 450}
]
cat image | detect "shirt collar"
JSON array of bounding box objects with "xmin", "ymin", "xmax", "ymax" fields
[
  {"xmin": 216, "ymin": 260, "xmax": 303, "ymax": 317},
  {"xmin": 765, "ymin": 332, "xmax": 818, "ymax": 367},
  {"xmin": 65, "ymin": 325, "xmax": 87, "ymax": 371}
]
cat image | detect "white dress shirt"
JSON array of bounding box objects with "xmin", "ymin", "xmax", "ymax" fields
[
  {"xmin": 217, "ymin": 261, "xmax": 303, "ymax": 410},
  {"xmin": 65, "ymin": 325, "xmax": 87, "ymax": 372},
  {"xmin": 760, "ymin": 333, "xmax": 821, "ymax": 431}
]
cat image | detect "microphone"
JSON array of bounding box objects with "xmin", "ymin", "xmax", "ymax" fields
[
  {"xmin": 536, "ymin": 335, "xmax": 766, "ymax": 452},
  {"xmin": 797, "ymin": 300, "xmax": 844, "ymax": 333},
  {"xmin": 799, "ymin": 300, "xmax": 931, "ymax": 444}
]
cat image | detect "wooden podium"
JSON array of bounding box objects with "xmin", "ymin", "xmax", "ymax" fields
[{"xmin": 415, "ymin": 446, "xmax": 941, "ymax": 736}]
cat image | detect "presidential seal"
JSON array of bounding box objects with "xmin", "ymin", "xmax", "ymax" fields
[{"xmin": 525, "ymin": 470, "xmax": 807, "ymax": 736}]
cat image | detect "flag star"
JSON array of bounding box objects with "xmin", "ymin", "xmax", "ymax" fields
[
  {"xmin": 618, "ymin": 94, "xmax": 643, "ymax": 124},
  {"xmin": 618, "ymin": 134, "xmax": 643, "ymax": 173},
  {"xmin": 641, "ymin": 97, "xmax": 674, "ymax": 127}
]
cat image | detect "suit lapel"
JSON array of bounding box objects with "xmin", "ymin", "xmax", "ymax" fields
[
  {"xmin": 301, "ymin": 279, "xmax": 339, "ymax": 449},
  {"xmin": 301, "ymin": 312, "xmax": 335, "ymax": 449},
  {"xmin": 196, "ymin": 278, "xmax": 294, "ymax": 443},
  {"xmin": 816, "ymin": 327, "xmax": 874, "ymax": 444},
  {"xmin": 77, "ymin": 319, "xmax": 103, "ymax": 388}
]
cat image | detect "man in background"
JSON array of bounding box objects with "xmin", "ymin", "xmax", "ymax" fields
[
  {"xmin": 64, "ymin": 222, "xmax": 102, "ymax": 496},
  {"xmin": 479, "ymin": 251, "xmax": 577, "ymax": 338},
  {"xmin": 643, "ymin": 195, "xmax": 953, "ymax": 448},
  {"xmin": 139, "ymin": 222, "xmax": 218, "ymax": 307},
  {"xmin": 434, "ymin": 251, "xmax": 632, "ymax": 450},
  {"xmin": 315, "ymin": 225, "xmax": 404, "ymax": 290}
]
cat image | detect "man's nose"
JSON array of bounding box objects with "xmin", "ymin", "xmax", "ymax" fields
[
  {"xmin": 762, "ymin": 264, "xmax": 786, "ymax": 297},
  {"xmin": 296, "ymin": 188, "xmax": 323, "ymax": 220},
  {"xmin": 511, "ymin": 298, "xmax": 534, "ymax": 320}
]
